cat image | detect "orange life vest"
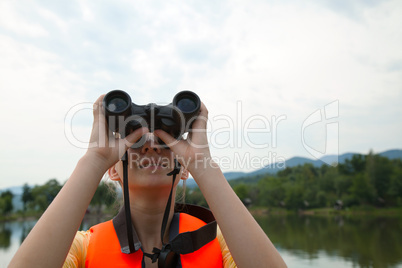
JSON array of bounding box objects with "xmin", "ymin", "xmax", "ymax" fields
[{"xmin": 85, "ymin": 213, "xmax": 223, "ymax": 268}]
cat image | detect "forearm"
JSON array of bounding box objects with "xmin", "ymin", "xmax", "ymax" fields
[
  {"xmin": 193, "ymin": 164, "xmax": 287, "ymax": 268},
  {"xmin": 9, "ymin": 154, "xmax": 107, "ymax": 268}
]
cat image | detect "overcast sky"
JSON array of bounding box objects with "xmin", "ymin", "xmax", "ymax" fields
[{"xmin": 0, "ymin": 0, "xmax": 401, "ymax": 189}]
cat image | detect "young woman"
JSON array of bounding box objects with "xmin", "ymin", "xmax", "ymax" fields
[{"xmin": 9, "ymin": 94, "xmax": 287, "ymax": 268}]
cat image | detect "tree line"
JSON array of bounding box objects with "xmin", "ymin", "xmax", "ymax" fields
[
  {"xmin": 183, "ymin": 151, "xmax": 402, "ymax": 210},
  {"xmin": 233, "ymin": 152, "xmax": 402, "ymax": 210},
  {"xmin": 1, "ymin": 151, "xmax": 401, "ymax": 217},
  {"xmin": 0, "ymin": 179, "xmax": 119, "ymax": 217}
]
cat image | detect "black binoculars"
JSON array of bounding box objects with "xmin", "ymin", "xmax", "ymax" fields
[{"xmin": 102, "ymin": 90, "xmax": 201, "ymax": 140}]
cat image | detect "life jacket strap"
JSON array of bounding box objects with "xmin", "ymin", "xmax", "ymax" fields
[{"xmin": 120, "ymin": 156, "xmax": 217, "ymax": 268}]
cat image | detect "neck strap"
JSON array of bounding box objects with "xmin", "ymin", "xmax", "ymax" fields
[{"xmin": 120, "ymin": 156, "xmax": 217, "ymax": 268}]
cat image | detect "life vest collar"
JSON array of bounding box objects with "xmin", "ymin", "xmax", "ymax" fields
[
  {"xmin": 112, "ymin": 204, "xmax": 217, "ymax": 256},
  {"xmin": 112, "ymin": 206, "xmax": 142, "ymax": 253}
]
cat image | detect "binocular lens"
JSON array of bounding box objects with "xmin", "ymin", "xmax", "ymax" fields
[
  {"xmin": 176, "ymin": 98, "xmax": 197, "ymax": 113},
  {"xmin": 106, "ymin": 97, "xmax": 129, "ymax": 113},
  {"xmin": 174, "ymin": 91, "xmax": 200, "ymax": 114}
]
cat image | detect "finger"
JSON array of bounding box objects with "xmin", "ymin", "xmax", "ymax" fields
[
  {"xmin": 191, "ymin": 101, "xmax": 209, "ymax": 131},
  {"xmin": 154, "ymin": 129, "xmax": 184, "ymax": 153},
  {"xmin": 123, "ymin": 127, "xmax": 149, "ymax": 149},
  {"xmin": 93, "ymin": 94, "xmax": 106, "ymax": 119},
  {"xmin": 92, "ymin": 94, "xmax": 110, "ymax": 140}
]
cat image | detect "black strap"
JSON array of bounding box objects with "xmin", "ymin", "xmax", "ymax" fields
[
  {"xmin": 159, "ymin": 159, "xmax": 181, "ymax": 246},
  {"xmin": 143, "ymin": 250, "xmax": 160, "ymax": 263},
  {"xmin": 145, "ymin": 159, "xmax": 182, "ymax": 263},
  {"xmin": 174, "ymin": 203, "xmax": 216, "ymax": 223},
  {"xmin": 122, "ymin": 152, "xmax": 135, "ymax": 253},
  {"xmin": 120, "ymin": 156, "xmax": 217, "ymax": 267},
  {"xmin": 169, "ymin": 204, "xmax": 217, "ymax": 254},
  {"xmin": 112, "ymin": 205, "xmax": 142, "ymax": 253}
]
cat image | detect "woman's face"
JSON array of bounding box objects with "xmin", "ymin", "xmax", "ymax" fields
[{"xmin": 115, "ymin": 133, "xmax": 185, "ymax": 189}]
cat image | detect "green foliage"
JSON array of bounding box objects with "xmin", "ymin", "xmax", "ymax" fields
[
  {"xmin": 233, "ymin": 184, "xmax": 249, "ymax": 201},
  {"xmin": 258, "ymin": 176, "xmax": 285, "ymax": 207},
  {"xmin": 6, "ymin": 151, "xmax": 402, "ymax": 216},
  {"xmin": 229, "ymin": 152, "xmax": 402, "ymax": 210},
  {"xmin": 185, "ymin": 187, "xmax": 207, "ymax": 207},
  {"xmin": 22, "ymin": 183, "xmax": 33, "ymax": 212},
  {"xmin": 90, "ymin": 181, "xmax": 118, "ymax": 213},
  {"xmin": 20, "ymin": 179, "xmax": 120, "ymax": 214},
  {"xmin": 0, "ymin": 190, "xmax": 14, "ymax": 215},
  {"xmin": 17, "ymin": 178, "xmax": 62, "ymax": 213}
]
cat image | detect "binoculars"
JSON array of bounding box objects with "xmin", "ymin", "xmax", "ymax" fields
[{"xmin": 102, "ymin": 90, "xmax": 201, "ymax": 140}]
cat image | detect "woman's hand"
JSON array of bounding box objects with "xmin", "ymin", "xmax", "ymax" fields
[
  {"xmin": 85, "ymin": 94, "xmax": 148, "ymax": 172},
  {"xmin": 8, "ymin": 94, "xmax": 151, "ymax": 268},
  {"xmin": 156, "ymin": 101, "xmax": 287, "ymax": 268},
  {"xmin": 154, "ymin": 102, "xmax": 216, "ymax": 177}
]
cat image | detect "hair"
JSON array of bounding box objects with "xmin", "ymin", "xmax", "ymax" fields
[
  {"xmin": 102, "ymin": 172, "xmax": 124, "ymax": 212},
  {"xmin": 175, "ymin": 179, "xmax": 187, "ymax": 203}
]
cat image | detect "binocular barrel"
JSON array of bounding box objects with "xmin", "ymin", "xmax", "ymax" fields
[{"xmin": 103, "ymin": 90, "xmax": 201, "ymax": 139}]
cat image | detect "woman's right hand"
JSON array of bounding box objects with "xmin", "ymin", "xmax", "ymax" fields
[
  {"xmin": 8, "ymin": 94, "xmax": 149, "ymax": 268},
  {"xmin": 85, "ymin": 94, "xmax": 149, "ymax": 172}
]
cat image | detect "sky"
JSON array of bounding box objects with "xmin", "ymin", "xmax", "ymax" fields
[{"xmin": 0, "ymin": 0, "xmax": 401, "ymax": 189}]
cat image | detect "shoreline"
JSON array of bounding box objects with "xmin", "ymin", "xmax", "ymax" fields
[
  {"xmin": 249, "ymin": 206, "xmax": 402, "ymax": 217},
  {"xmin": 0, "ymin": 210, "xmax": 115, "ymax": 223},
  {"xmin": 2, "ymin": 206, "xmax": 402, "ymax": 222}
]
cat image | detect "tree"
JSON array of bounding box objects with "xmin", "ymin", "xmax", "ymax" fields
[
  {"xmin": 338, "ymin": 154, "xmax": 366, "ymax": 175},
  {"xmin": 366, "ymin": 154, "xmax": 393, "ymax": 203},
  {"xmin": 349, "ymin": 173, "xmax": 375, "ymax": 205},
  {"xmin": 257, "ymin": 176, "xmax": 285, "ymax": 207},
  {"xmin": 21, "ymin": 184, "xmax": 33, "ymax": 212},
  {"xmin": 0, "ymin": 190, "xmax": 14, "ymax": 216},
  {"xmin": 90, "ymin": 181, "xmax": 117, "ymax": 213},
  {"xmin": 284, "ymin": 182, "xmax": 304, "ymax": 210},
  {"xmin": 31, "ymin": 179, "xmax": 62, "ymax": 211},
  {"xmin": 387, "ymin": 159, "xmax": 402, "ymax": 206},
  {"xmin": 233, "ymin": 184, "xmax": 249, "ymax": 201},
  {"xmin": 186, "ymin": 187, "xmax": 207, "ymax": 207}
]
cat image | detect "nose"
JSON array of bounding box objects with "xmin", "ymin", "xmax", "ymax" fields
[{"xmin": 141, "ymin": 133, "xmax": 161, "ymax": 154}]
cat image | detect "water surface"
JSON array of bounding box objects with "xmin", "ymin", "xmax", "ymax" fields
[
  {"xmin": 255, "ymin": 214, "xmax": 402, "ymax": 268},
  {"xmin": 1, "ymin": 214, "xmax": 401, "ymax": 267}
]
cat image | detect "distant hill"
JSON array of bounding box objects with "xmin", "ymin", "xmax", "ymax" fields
[{"xmin": 380, "ymin": 149, "xmax": 402, "ymax": 160}]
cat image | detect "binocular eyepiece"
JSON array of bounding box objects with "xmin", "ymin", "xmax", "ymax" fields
[{"xmin": 102, "ymin": 90, "xmax": 201, "ymax": 140}]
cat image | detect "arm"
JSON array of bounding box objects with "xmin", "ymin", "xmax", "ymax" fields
[
  {"xmin": 192, "ymin": 162, "xmax": 286, "ymax": 268},
  {"xmin": 155, "ymin": 103, "xmax": 287, "ymax": 268},
  {"xmin": 9, "ymin": 95, "xmax": 147, "ymax": 268}
]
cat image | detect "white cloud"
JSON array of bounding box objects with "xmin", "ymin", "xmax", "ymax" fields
[
  {"xmin": 0, "ymin": 0, "xmax": 401, "ymax": 188},
  {"xmin": 0, "ymin": 1, "xmax": 48, "ymax": 37}
]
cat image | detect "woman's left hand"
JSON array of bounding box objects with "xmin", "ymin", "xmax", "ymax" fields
[
  {"xmin": 154, "ymin": 102, "xmax": 216, "ymax": 177},
  {"xmin": 157, "ymin": 102, "xmax": 287, "ymax": 268}
]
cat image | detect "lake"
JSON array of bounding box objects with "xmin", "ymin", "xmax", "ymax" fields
[{"xmin": 1, "ymin": 214, "xmax": 402, "ymax": 267}]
